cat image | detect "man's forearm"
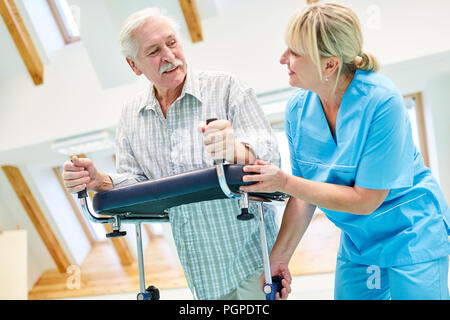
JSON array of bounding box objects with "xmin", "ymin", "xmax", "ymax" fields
[{"xmin": 233, "ymin": 141, "xmax": 256, "ymax": 164}]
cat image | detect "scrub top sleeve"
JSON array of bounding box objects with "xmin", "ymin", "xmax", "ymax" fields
[
  {"xmin": 355, "ymin": 93, "xmax": 414, "ymax": 190},
  {"xmin": 285, "ymin": 97, "xmax": 302, "ymax": 177}
]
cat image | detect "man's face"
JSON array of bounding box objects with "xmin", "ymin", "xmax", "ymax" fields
[{"xmin": 127, "ymin": 17, "xmax": 187, "ymax": 91}]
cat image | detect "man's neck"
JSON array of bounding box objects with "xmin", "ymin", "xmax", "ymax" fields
[{"xmin": 154, "ymin": 82, "xmax": 184, "ymax": 117}]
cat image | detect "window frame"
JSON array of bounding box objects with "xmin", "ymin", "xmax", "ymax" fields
[
  {"xmin": 404, "ymin": 92, "xmax": 430, "ymax": 168},
  {"xmin": 47, "ymin": 0, "xmax": 80, "ymax": 44}
]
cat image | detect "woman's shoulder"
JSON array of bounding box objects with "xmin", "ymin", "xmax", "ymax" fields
[
  {"xmin": 286, "ymin": 88, "xmax": 312, "ymax": 112},
  {"xmin": 353, "ymin": 71, "xmax": 406, "ymax": 120},
  {"xmin": 354, "ymin": 70, "xmax": 400, "ymax": 100}
]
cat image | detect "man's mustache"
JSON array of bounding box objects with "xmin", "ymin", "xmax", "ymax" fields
[{"xmin": 159, "ymin": 59, "xmax": 184, "ymax": 74}]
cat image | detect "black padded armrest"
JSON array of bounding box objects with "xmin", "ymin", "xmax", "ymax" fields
[{"xmin": 92, "ymin": 164, "xmax": 287, "ymax": 215}]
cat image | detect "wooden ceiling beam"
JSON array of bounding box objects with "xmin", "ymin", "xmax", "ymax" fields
[
  {"xmin": 0, "ymin": 0, "xmax": 44, "ymax": 85},
  {"xmin": 179, "ymin": 0, "xmax": 203, "ymax": 43},
  {"xmin": 2, "ymin": 166, "xmax": 70, "ymax": 273}
]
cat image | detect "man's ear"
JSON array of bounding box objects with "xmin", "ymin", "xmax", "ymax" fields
[
  {"xmin": 323, "ymin": 56, "xmax": 340, "ymax": 78},
  {"xmin": 126, "ymin": 57, "xmax": 143, "ymax": 76}
]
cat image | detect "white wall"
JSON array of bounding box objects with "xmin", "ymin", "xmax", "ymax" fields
[
  {"xmin": 0, "ymin": 230, "xmax": 28, "ymax": 299},
  {"xmin": 425, "ymin": 75, "xmax": 450, "ymax": 202},
  {"xmin": 182, "ymin": 0, "xmax": 450, "ymax": 93},
  {"xmin": 0, "ymin": 42, "xmax": 147, "ymax": 153},
  {"xmin": 0, "ymin": 169, "xmax": 57, "ymax": 290},
  {"xmin": 381, "ymin": 50, "xmax": 450, "ymax": 192}
]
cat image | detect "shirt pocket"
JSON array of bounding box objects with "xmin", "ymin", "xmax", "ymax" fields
[
  {"xmin": 295, "ymin": 157, "xmax": 357, "ymax": 187},
  {"xmin": 170, "ymin": 126, "xmax": 211, "ymax": 172}
]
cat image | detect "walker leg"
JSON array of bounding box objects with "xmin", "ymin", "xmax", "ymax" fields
[
  {"xmin": 135, "ymin": 223, "xmax": 160, "ymax": 301},
  {"xmin": 136, "ymin": 224, "xmax": 147, "ymax": 293},
  {"xmin": 238, "ymin": 192, "xmax": 254, "ymax": 220},
  {"xmin": 257, "ymin": 202, "xmax": 282, "ymax": 300}
]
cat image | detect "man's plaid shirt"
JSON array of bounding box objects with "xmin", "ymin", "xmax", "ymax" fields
[{"xmin": 110, "ymin": 67, "xmax": 281, "ymax": 299}]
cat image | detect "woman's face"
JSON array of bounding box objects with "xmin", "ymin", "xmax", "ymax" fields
[{"xmin": 280, "ymin": 48, "xmax": 322, "ymax": 91}]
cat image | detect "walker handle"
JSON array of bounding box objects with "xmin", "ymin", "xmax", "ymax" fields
[
  {"xmin": 206, "ymin": 118, "xmax": 218, "ymax": 125},
  {"xmin": 272, "ymin": 275, "xmax": 283, "ymax": 295},
  {"xmin": 264, "ymin": 276, "xmax": 284, "ymax": 300},
  {"xmin": 205, "ymin": 118, "xmax": 224, "ymax": 165},
  {"xmin": 78, "ymin": 189, "xmax": 88, "ymax": 199},
  {"xmin": 70, "ymin": 158, "xmax": 89, "ymax": 199}
]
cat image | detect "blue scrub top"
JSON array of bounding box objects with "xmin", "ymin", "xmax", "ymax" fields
[{"xmin": 285, "ymin": 70, "xmax": 450, "ymax": 267}]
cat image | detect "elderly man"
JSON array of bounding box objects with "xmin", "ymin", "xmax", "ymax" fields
[{"xmin": 62, "ymin": 8, "xmax": 281, "ymax": 300}]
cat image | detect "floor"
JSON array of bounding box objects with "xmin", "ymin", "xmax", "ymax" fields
[
  {"xmin": 28, "ymin": 212, "xmax": 449, "ymax": 300},
  {"xmin": 63, "ymin": 272, "xmax": 336, "ymax": 300},
  {"xmin": 29, "ymin": 212, "xmax": 340, "ymax": 300},
  {"xmin": 60, "ymin": 266, "xmax": 450, "ymax": 300}
]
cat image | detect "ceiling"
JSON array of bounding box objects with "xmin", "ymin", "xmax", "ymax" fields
[
  {"xmin": 0, "ymin": 0, "xmax": 218, "ymax": 88},
  {"xmin": 0, "ymin": 5, "xmax": 28, "ymax": 81},
  {"xmin": 3, "ymin": 0, "xmax": 450, "ymax": 91}
]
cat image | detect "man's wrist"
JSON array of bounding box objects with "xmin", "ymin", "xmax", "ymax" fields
[
  {"xmin": 233, "ymin": 141, "xmax": 255, "ymax": 164},
  {"xmin": 95, "ymin": 173, "xmax": 114, "ymax": 192}
]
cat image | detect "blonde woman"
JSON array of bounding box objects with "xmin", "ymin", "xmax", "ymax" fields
[{"xmin": 241, "ymin": 3, "xmax": 450, "ymax": 300}]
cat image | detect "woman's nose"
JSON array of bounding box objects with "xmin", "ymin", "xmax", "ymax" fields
[{"xmin": 280, "ymin": 49, "xmax": 288, "ymax": 65}]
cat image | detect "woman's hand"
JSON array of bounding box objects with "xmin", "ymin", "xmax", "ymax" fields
[
  {"xmin": 240, "ymin": 160, "xmax": 289, "ymax": 193},
  {"xmin": 260, "ymin": 259, "xmax": 292, "ymax": 300}
]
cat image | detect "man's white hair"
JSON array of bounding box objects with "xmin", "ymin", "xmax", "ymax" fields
[{"xmin": 119, "ymin": 7, "xmax": 180, "ymax": 60}]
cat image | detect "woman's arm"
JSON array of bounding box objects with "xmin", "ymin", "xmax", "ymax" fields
[
  {"xmin": 283, "ymin": 175, "xmax": 389, "ymax": 215},
  {"xmin": 265, "ymin": 196, "xmax": 316, "ymax": 300},
  {"xmin": 271, "ymin": 196, "xmax": 317, "ymax": 263},
  {"xmin": 240, "ymin": 160, "xmax": 389, "ymax": 215}
]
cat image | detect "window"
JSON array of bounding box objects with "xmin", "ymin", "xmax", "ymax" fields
[
  {"xmin": 404, "ymin": 93, "xmax": 430, "ymax": 167},
  {"xmin": 47, "ymin": 0, "xmax": 80, "ymax": 44}
]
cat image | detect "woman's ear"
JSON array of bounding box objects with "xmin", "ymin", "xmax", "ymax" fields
[
  {"xmin": 126, "ymin": 57, "xmax": 143, "ymax": 76},
  {"xmin": 323, "ymin": 56, "xmax": 340, "ymax": 78}
]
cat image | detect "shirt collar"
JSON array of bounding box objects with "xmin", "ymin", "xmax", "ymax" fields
[{"xmin": 139, "ymin": 66, "xmax": 202, "ymax": 114}]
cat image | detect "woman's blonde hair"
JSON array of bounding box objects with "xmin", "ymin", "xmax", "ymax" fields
[{"xmin": 285, "ymin": 3, "xmax": 378, "ymax": 89}]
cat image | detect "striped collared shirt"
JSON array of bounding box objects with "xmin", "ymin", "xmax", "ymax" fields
[{"xmin": 109, "ymin": 67, "xmax": 281, "ymax": 299}]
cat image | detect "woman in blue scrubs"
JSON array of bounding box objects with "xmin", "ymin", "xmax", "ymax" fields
[{"xmin": 240, "ymin": 3, "xmax": 450, "ymax": 300}]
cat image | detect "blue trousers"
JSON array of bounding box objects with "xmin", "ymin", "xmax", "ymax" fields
[{"xmin": 334, "ymin": 256, "xmax": 450, "ymax": 300}]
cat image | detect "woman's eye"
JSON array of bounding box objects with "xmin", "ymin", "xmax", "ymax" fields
[{"xmin": 289, "ymin": 49, "xmax": 300, "ymax": 57}]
